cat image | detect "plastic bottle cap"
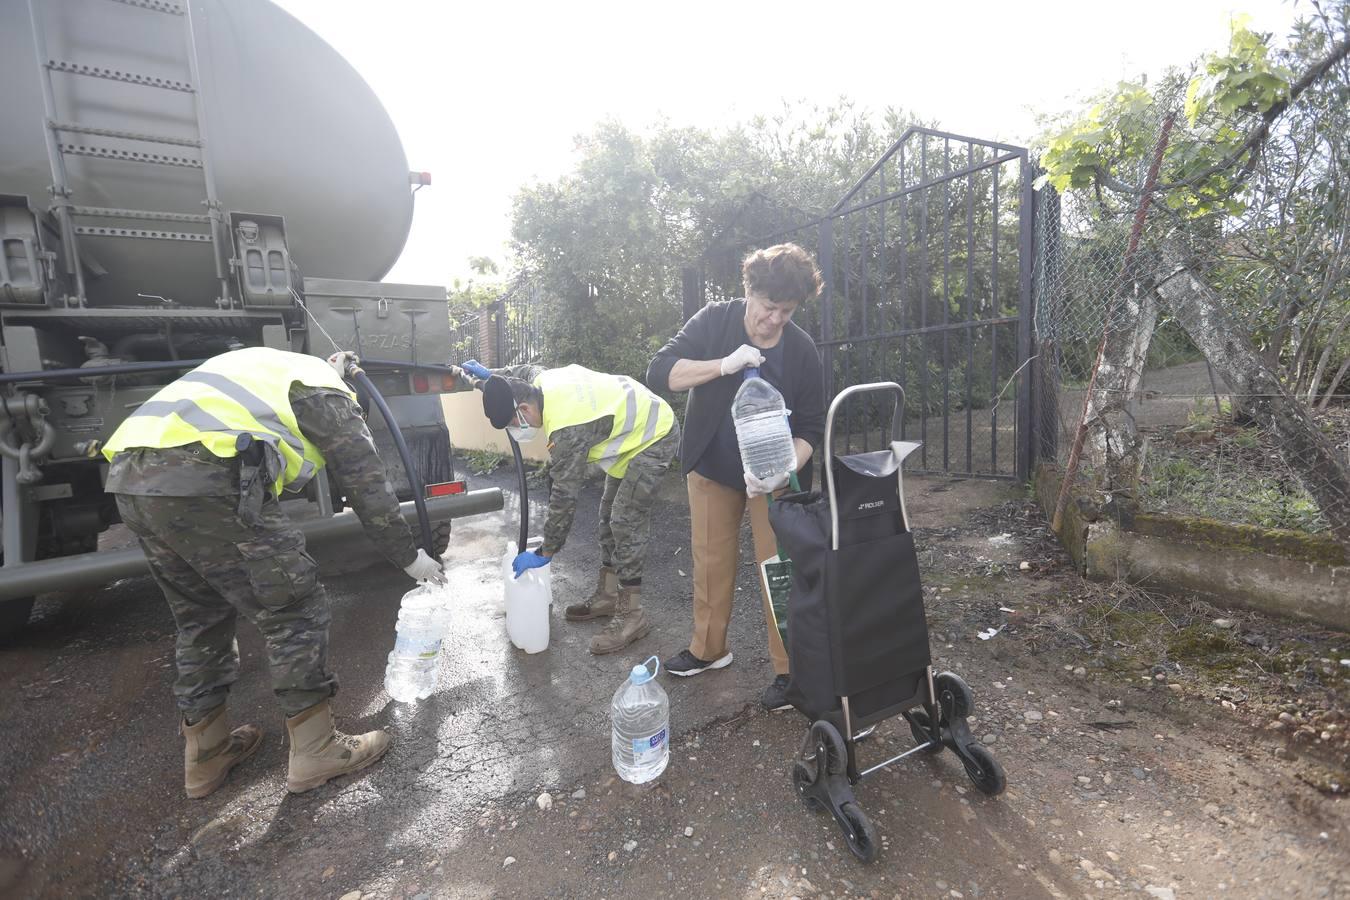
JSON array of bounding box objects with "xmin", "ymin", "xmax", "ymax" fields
[{"xmin": 629, "ymin": 655, "xmax": 659, "ymax": 685}]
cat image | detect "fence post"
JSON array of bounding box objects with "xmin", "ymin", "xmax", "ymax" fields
[
  {"xmin": 681, "ymin": 266, "xmax": 703, "ymax": 323},
  {"xmin": 818, "ymin": 218, "xmax": 835, "ymax": 400},
  {"xmin": 477, "ymin": 300, "xmax": 502, "ymax": 367},
  {"xmin": 1015, "ymin": 156, "xmax": 1036, "ymax": 481}
]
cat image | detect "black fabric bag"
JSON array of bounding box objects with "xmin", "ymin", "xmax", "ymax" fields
[{"xmin": 769, "ymin": 457, "xmax": 932, "ymax": 728}]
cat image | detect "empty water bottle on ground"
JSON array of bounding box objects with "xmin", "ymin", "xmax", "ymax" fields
[
  {"xmin": 611, "ymin": 656, "xmax": 669, "ymax": 784},
  {"xmin": 384, "ymin": 581, "xmax": 453, "ymax": 702},
  {"xmin": 733, "ymin": 371, "xmax": 796, "ymax": 482}
]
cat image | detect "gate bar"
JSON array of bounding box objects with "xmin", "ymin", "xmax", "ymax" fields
[
  {"xmin": 833, "ymin": 126, "xmax": 1027, "ymax": 214},
  {"xmin": 1016, "ymin": 153, "xmax": 1036, "ymax": 480}
]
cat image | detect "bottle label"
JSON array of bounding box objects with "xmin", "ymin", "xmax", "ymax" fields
[
  {"xmin": 631, "ymin": 726, "xmax": 667, "ymax": 765},
  {"xmin": 394, "ymin": 633, "xmax": 443, "ymax": 660}
]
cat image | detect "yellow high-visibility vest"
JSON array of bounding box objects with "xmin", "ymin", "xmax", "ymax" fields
[
  {"xmin": 103, "ymin": 347, "xmax": 355, "ymax": 495},
  {"xmin": 537, "ymin": 365, "xmax": 674, "ymax": 478}
]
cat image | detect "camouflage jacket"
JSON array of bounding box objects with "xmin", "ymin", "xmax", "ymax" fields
[{"xmin": 106, "ymin": 384, "xmax": 417, "ymax": 568}]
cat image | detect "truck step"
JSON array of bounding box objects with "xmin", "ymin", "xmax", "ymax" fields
[
  {"xmin": 51, "ymin": 121, "xmax": 201, "ymax": 148},
  {"xmin": 44, "ymin": 59, "xmax": 194, "ymax": 93},
  {"xmin": 73, "ymin": 225, "xmax": 212, "ymax": 242},
  {"xmin": 105, "ymin": 0, "xmax": 184, "ymax": 15},
  {"xmin": 69, "ymin": 206, "xmax": 210, "ymax": 224},
  {"xmin": 58, "ymin": 143, "xmax": 202, "ymax": 169}
]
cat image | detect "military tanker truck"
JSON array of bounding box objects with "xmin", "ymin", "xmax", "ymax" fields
[{"xmin": 0, "ymin": 0, "xmax": 501, "ymax": 636}]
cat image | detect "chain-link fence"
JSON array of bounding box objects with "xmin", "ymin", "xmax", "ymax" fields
[{"xmin": 1035, "ymin": 86, "xmax": 1350, "ymax": 544}]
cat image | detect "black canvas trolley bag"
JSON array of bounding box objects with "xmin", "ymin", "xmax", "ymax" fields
[{"xmin": 768, "ymin": 382, "xmax": 1006, "ymax": 864}]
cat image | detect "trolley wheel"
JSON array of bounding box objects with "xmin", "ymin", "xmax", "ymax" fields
[
  {"xmin": 936, "ymin": 671, "xmax": 974, "ymax": 719},
  {"xmin": 907, "ymin": 710, "xmax": 944, "ymax": 754},
  {"xmin": 810, "ymin": 720, "xmax": 848, "ymax": 776},
  {"xmin": 960, "ymin": 743, "xmax": 1007, "ymax": 796},
  {"xmin": 839, "ymin": 801, "xmax": 878, "ymax": 864},
  {"xmin": 792, "ymin": 760, "xmax": 822, "ymax": 811}
]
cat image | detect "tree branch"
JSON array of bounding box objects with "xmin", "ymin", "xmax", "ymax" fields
[{"xmin": 1096, "ymin": 32, "xmax": 1350, "ymax": 197}]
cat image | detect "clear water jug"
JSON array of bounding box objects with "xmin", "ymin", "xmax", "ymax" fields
[
  {"xmin": 611, "ymin": 656, "xmax": 669, "ymax": 784},
  {"xmin": 733, "ymin": 372, "xmax": 796, "ymax": 482},
  {"xmin": 502, "ymin": 540, "xmax": 552, "ymax": 653},
  {"xmin": 384, "ymin": 581, "xmax": 453, "ymax": 702}
]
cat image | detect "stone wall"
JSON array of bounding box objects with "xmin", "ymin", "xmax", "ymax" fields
[{"xmin": 1035, "ymin": 464, "xmax": 1349, "ymax": 631}]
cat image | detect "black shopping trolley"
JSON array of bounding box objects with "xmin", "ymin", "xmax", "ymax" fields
[{"xmin": 768, "ymin": 382, "xmax": 1006, "ymax": 863}]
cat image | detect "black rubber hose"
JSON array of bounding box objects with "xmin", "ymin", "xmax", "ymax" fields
[
  {"xmin": 507, "ymin": 432, "xmax": 528, "ymax": 553},
  {"xmin": 360, "ymin": 358, "xmax": 460, "ymax": 374},
  {"xmin": 0, "ymin": 358, "xmax": 209, "ymax": 385},
  {"xmin": 350, "ymin": 369, "xmax": 434, "ymax": 555},
  {"xmin": 1, "ymin": 356, "xmax": 457, "ymax": 388},
  {"xmin": 361, "ymin": 359, "xmax": 530, "ymax": 554}
]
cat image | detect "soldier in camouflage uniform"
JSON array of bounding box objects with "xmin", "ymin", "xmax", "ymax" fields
[
  {"xmin": 465, "ymin": 361, "xmax": 678, "ymax": 655},
  {"xmin": 104, "ymin": 348, "xmax": 445, "ymax": 798}
]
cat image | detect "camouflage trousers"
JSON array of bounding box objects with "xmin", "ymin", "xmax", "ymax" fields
[
  {"xmin": 115, "ymin": 492, "xmax": 336, "ymax": 720},
  {"xmin": 598, "ymin": 423, "xmax": 680, "ymax": 585}
]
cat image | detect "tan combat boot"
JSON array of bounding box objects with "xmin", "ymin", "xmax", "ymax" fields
[
  {"xmin": 589, "ymin": 585, "xmax": 652, "ymax": 655},
  {"xmin": 565, "ymin": 565, "xmax": 619, "ymax": 621},
  {"xmin": 182, "ymin": 705, "xmax": 262, "ymax": 799},
  {"xmin": 285, "ymin": 699, "xmax": 391, "ymax": 794}
]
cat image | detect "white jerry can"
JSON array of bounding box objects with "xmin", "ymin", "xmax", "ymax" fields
[{"xmin": 501, "ymin": 541, "xmax": 552, "ymax": 653}]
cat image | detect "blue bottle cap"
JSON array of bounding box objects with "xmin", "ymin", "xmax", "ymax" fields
[{"xmin": 629, "ymin": 655, "xmax": 660, "ymax": 684}]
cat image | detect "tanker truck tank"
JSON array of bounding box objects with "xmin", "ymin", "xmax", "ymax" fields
[
  {"xmin": 0, "ymin": 0, "xmax": 500, "ymax": 640},
  {"xmin": 0, "ymin": 0, "xmax": 414, "ymax": 307}
]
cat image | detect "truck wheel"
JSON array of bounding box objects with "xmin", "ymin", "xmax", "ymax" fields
[
  {"xmin": 431, "ymin": 519, "xmax": 451, "ymax": 558},
  {"xmin": 0, "ymin": 492, "xmax": 41, "ymax": 641},
  {"xmin": 0, "ymin": 597, "xmax": 35, "ymax": 643}
]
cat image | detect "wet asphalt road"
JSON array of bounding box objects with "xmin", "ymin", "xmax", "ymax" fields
[
  {"xmin": 2, "ymin": 470, "xmax": 1346, "ymax": 899},
  {"xmin": 0, "ymin": 469, "xmax": 778, "ymax": 897}
]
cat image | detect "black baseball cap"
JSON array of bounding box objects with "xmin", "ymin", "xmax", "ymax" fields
[{"xmin": 482, "ymin": 374, "xmax": 515, "ymax": 429}]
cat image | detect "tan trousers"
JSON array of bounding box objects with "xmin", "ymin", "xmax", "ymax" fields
[{"xmin": 686, "ymin": 470, "xmax": 789, "ymax": 675}]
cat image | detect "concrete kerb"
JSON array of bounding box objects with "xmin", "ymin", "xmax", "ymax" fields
[{"xmin": 1034, "ymin": 463, "xmax": 1349, "ymax": 632}]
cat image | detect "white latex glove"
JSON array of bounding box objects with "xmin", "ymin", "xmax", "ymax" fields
[
  {"xmin": 744, "ymin": 469, "xmax": 789, "ymax": 498},
  {"xmin": 719, "ymin": 343, "xmax": 766, "ymax": 376},
  {"xmin": 403, "ymin": 548, "xmax": 446, "ymax": 584},
  {"xmin": 326, "ymin": 350, "xmax": 361, "ymax": 380}
]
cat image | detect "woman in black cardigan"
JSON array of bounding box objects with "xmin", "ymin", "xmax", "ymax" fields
[{"xmin": 646, "ymin": 243, "xmax": 825, "ymax": 711}]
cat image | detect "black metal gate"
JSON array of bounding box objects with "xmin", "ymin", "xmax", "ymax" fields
[{"xmin": 690, "ymin": 127, "xmax": 1037, "ymax": 481}]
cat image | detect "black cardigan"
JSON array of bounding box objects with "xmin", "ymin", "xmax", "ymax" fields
[{"xmin": 646, "ymin": 299, "xmax": 825, "ymax": 478}]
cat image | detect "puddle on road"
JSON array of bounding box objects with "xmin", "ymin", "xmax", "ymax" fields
[{"xmin": 151, "ymin": 479, "xmax": 760, "ymax": 881}]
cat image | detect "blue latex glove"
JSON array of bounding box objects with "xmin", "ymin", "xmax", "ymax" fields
[
  {"xmin": 461, "ymin": 360, "xmax": 492, "ymax": 380},
  {"xmin": 512, "ymin": 550, "xmax": 550, "ymax": 579}
]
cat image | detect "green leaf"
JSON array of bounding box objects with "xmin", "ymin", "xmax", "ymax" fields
[{"xmin": 1184, "ymin": 77, "xmax": 1206, "ymax": 126}]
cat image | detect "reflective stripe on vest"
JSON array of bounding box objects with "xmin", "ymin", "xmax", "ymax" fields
[
  {"xmin": 102, "ymin": 347, "xmax": 354, "ymax": 494},
  {"xmin": 536, "ymin": 364, "xmax": 674, "ymax": 478}
]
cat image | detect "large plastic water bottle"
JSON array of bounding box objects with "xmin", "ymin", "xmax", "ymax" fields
[
  {"xmin": 611, "ymin": 656, "xmax": 669, "ymax": 784},
  {"xmin": 733, "ymin": 370, "xmax": 796, "ymax": 481},
  {"xmin": 383, "ymin": 581, "xmax": 453, "ymax": 702},
  {"xmin": 501, "ymin": 540, "xmax": 552, "ymax": 653}
]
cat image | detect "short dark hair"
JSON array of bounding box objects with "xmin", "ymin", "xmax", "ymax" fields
[
  {"xmin": 742, "ymin": 243, "xmax": 823, "ymax": 305},
  {"xmin": 505, "ymin": 377, "xmax": 542, "ymax": 408}
]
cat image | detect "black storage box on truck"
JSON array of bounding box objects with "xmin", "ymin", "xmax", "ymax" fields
[{"xmin": 0, "ymin": 0, "xmax": 502, "ymax": 637}]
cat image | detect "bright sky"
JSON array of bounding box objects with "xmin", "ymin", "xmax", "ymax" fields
[{"xmin": 273, "ymin": 0, "xmax": 1300, "ymax": 287}]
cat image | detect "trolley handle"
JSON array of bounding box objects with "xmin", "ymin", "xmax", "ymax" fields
[{"xmin": 823, "ymin": 382, "xmax": 906, "ymax": 551}]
